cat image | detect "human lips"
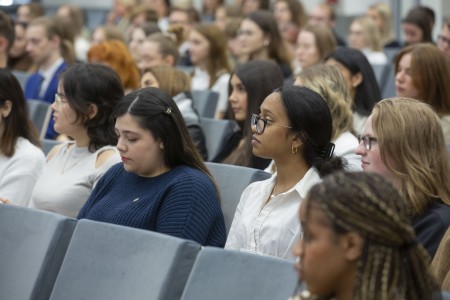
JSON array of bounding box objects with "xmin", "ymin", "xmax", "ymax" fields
[
  {"xmin": 251, "ymin": 135, "xmax": 260, "ymax": 144},
  {"xmin": 121, "ymin": 156, "xmax": 130, "ymax": 163}
]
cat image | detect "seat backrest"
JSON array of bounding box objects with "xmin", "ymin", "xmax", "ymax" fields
[
  {"xmin": 50, "ymin": 219, "xmax": 201, "ymax": 300},
  {"xmin": 200, "ymin": 117, "xmax": 239, "ymax": 161},
  {"xmin": 27, "ymin": 99, "xmax": 52, "ymax": 139},
  {"xmin": 371, "ymin": 64, "xmax": 388, "ymax": 91},
  {"xmin": 442, "ymin": 291, "xmax": 450, "ymax": 300},
  {"xmin": 191, "ymin": 90, "xmax": 219, "ymax": 118},
  {"xmin": 41, "ymin": 139, "xmax": 62, "ymax": 155},
  {"xmin": 205, "ymin": 162, "xmax": 271, "ymax": 234},
  {"xmin": 180, "ymin": 247, "xmax": 297, "ymax": 300},
  {"xmin": 12, "ymin": 70, "xmax": 31, "ymax": 90},
  {"xmin": 0, "ymin": 205, "xmax": 76, "ymax": 300},
  {"xmin": 382, "ymin": 64, "xmax": 396, "ymax": 99}
]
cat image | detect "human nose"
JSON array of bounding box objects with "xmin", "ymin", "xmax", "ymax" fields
[
  {"xmin": 354, "ymin": 138, "xmax": 367, "ymax": 156},
  {"xmin": 116, "ymin": 136, "xmax": 126, "ymax": 152},
  {"xmin": 395, "ymin": 69, "xmax": 404, "ymax": 83}
]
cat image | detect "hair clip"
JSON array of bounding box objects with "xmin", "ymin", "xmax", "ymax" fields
[
  {"xmin": 324, "ymin": 142, "xmax": 335, "ymax": 160},
  {"xmin": 165, "ymin": 107, "xmax": 172, "ymax": 115}
]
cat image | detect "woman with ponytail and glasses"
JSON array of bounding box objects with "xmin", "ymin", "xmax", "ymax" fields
[
  {"xmin": 226, "ymin": 85, "xmax": 344, "ymax": 260},
  {"xmin": 78, "ymin": 87, "xmax": 226, "ymax": 247},
  {"xmin": 292, "ymin": 172, "xmax": 439, "ymax": 300}
]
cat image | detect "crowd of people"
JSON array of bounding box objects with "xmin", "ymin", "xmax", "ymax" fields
[{"xmin": 0, "ymin": 1, "xmax": 450, "ymax": 299}]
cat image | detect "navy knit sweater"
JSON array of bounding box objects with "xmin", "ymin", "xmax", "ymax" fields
[{"xmin": 78, "ymin": 164, "xmax": 226, "ymax": 247}]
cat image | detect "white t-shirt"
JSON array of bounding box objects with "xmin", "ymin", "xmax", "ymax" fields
[{"xmin": 0, "ymin": 137, "xmax": 45, "ymax": 206}]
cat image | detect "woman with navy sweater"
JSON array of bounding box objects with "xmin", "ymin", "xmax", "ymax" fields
[{"xmin": 78, "ymin": 87, "xmax": 226, "ymax": 247}]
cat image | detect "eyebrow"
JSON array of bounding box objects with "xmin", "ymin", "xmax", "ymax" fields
[{"xmin": 114, "ymin": 129, "xmax": 140, "ymax": 135}]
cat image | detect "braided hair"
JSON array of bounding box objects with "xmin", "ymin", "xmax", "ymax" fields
[{"xmin": 304, "ymin": 172, "xmax": 439, "ymax": 300}]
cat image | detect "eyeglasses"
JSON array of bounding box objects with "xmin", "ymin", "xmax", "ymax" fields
[
  {"xmin": 438, "ymin": 35, "xmax": 450, "ymax": 47},
  {"xmin": 54, "ymin": 93, "xmax": 67, "ymax": 105},
  {"xmin": 251, "ymin": 114, "xmax": 292, "ymax": 134},
  {"xmin": 357, "ymin": 134, "xmax": 377, "ymax": 151}
]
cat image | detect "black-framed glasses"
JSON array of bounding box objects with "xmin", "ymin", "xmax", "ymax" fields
[
  {"xmin": 438, "ymin": 35, "xmax": 450, "ymax": 47},
  {"xmin": 357, "ymin": 134, "xmax": 377, "ymax": 151},
  {"xmin": 251, "ymin": 114, "xmax": 292, "ymax": 134}
]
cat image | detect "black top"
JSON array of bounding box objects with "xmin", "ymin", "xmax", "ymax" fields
[{"xmin": 413, "ymin": 201, "xmax": 450, "ymax": 258}]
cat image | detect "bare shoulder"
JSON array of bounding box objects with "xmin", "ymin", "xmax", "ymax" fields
[
  {"xmin": 95, "ymin": 149, "xmax": 117, "ymax": 169},
  {"xmin": 46, "ymin": 143, "xmax": 65, "ymax": 161}
]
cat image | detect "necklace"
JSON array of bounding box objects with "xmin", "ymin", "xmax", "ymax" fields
[
  {"xmin": 270, "ymin": 184, "xmax": 294, "ymax": 199},
  {"xmin": 60, "ymin": 145, "xmax": 90, "ymax": 174}
]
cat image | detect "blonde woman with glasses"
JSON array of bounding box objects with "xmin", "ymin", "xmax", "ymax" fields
[{"xmin": 355, "ymin": 98, "xmax": 450, "ymax": 258}]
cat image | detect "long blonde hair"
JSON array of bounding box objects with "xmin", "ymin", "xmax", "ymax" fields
[
  {"xmin": 296, "ymin": 64, "xmax": 353, "ymax": 141},
  {"xmin": 368, "ymin": 3, "xmax": 395, "ymax": 46},
  {"xmin": 372, "ymin": 98, "xmax": 450, "ymax": 216}
]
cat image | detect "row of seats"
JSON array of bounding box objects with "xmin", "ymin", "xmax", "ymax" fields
[{"xmin": 0, "ymin": 204, "xmax": 297, "ymax": 300}]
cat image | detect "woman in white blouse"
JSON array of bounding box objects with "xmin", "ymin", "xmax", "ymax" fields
[
  {"xmin": 225, "ymin": 85, "xmax": 345, "ymax": 260},
  {"xmin": 188, "ymin": 23, "xmax": 231, "ymax": 119}
]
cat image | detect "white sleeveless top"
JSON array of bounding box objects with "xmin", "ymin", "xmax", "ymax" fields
[{"xmin": 29, "ymin": 142, "xmax": 120, "ymax": 218}]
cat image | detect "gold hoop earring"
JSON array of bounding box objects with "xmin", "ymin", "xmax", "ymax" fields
[{"xmin": 291, "ymin": 145, "xmax": 298, "ymax": 154}]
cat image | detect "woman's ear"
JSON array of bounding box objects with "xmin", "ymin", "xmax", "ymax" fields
[
  {"xmin": 351, "ymin": 72, "xmax": 363, "ymax": 88},
  {"xmin": 87, "ymin": 104, "xmax": 98, "ymax": 120},
  {"xmin": 342, "ymin": 232, "xmax": 363, "ymax": 262},
  {"xmin": 1, "ymin": 100, "xmax": 12, "ymax": 118}
]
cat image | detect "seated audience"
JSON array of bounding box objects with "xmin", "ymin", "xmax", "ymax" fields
[
  {"xmin": 294, "ymin": 24, "xmax": 336, "ymax": 74},
  {"xmin": 273, "ymin": 0, "xmax": 307, "ymax": 63},
  {"xmin": 0, "ymin": 11, "xmax": 15, "ymax": 69},
  {"xmin": 348, "ymin": 16, "xmax": 388, "ymax": 65},
  {"xmin": 56, "ymin": 4, "xmax": 91, "ymax": 62},
  {"xmin": 8, "ymin": 22, "xmax": 34, "ymax": 72},
  {"xmin": 226, "ymin": 85, "xmax": 344, "ymax": 259},
  {"xmin": 395, "ymin": 43, "xmax": 450, "ymax": 142},
  {"xmin": 137, "ymin": 33, "xmax": 179, "ymax": 73},
  {"xmin": 128, "ymin": 22, "xmax": 161, "ymax": 63},
  {"xmin": 437, "ymin": 19, "xmax": 450, "ymax": 61},
  {"xmin": 367, "ymin": 2, "xmax": 400, "ymax": 48},
  {"xmin": 308, "ymin": 3, "xmax": 345, "ymax": 46},
  {"xmin": 16, "ymin": 3, "xmax": 44, "ymax": 24},
  {"xmin": 241, "ymin": 0, "xmax": 269, "ymax": 15},
  {"xmin": 0, "ymin": 70, "xmax": 44, "ymax": 206},
  {"xmin": 239, "ymin": 10, "xmax": 292, "ymax": 78},
  {"xmin": 402, "ymin": 5, "xmax": 434, "ymax": 46},
  {"xmin": 88, "ymin": 40, "xmax": 140, "ymax": 94},
  {"xmin": 25, "ymin": 16, "xmax": 75, "ymax": 139},
  {"xmin": 90, "ymin": 25, "xmax": 125, "ymax": 45},
  {"xmin": 295, "ymin": 64, "xmax": 360, "ymax": 171},
  {"xmin": 140, "ymin": 66, "xmax": 207, "ymax": 159},
  {"xmin": 29, "ymin": 64, "xmax": 122, "ymax": 218},
  {"xmin": 326, "ymin": 47, "xmax": 381, "ymax": 134},
  {"xmin": 188, "ymin": 23, "xmax": 231, "ymax": 119},
  {"xmin": 78, "ymin": 87, "xmax": 226, "ymax": 247},
  {"xmin": 292, "ymin": 171, "xmax": 439, "ymax": 300},
  {"xmin": 355, "ymin": 98, "xmax": 450, "ymax": 258},
  {"xmin": 214, "ymin": 60, "xmax": 284, "ymax": 170}
]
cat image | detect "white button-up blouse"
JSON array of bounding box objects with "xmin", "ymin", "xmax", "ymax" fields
[{"xmin": 225, "ymin": 168, "xmax": 322, "ymax": 261}]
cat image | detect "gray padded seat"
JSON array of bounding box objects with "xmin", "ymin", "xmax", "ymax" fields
[
  {"xmin": 205, "ymin": 162, "xmax": 271, "ymax": 234},
  {"xmin": 12, "ymin": 70, "xmax": 31, "ymax": 90},
  {"xmin": 0, "ymin": 205, "xmax": 76, "ymax": 300},
  {"xmin": 41, "ymin": 139, "xmax": 62, "ymax": 155},
  {"xmin": 443, "ymin": 291, "xmax": 450, "ymax": 300},
  {"xmin": 191, "ymin": 90, "xmax": 219, "ymax": 118},
  {"xmin": 50, "ymin": 219, "xmax": 201, "ymax": 300},
  {"xmin": 371, "ymin": 64, "xmax": 387, "ymax": 89},
  {"xmin": 180, "ymin": 247, "xmax": 297, "ymax": 300},
  {"xmin": 382, "ymin": 65, "xmax": 396, "ymax": 99},
  {"xmin": 200, "ymin": 117, "xmax": 239, "ymax": 161},
  {"xmin": 27, "ymin": 99, "xmax": 52, "ymax": 139}
]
